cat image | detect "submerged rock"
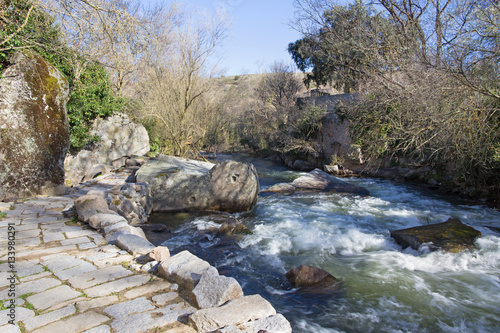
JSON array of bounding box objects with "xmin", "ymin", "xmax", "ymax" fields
[
  {"xmin": 391, "ymin": 218, "xmax": 482, "ymax": 253},
  {"xmin": 136, "ymin": 155, "xmax": 259, "ymax": 213},
  {"xmin": 260, "ymin": 168, "xmax": 369, "ymax": 196},
  {"xmin": 0, "ymin": 50, "xmax": 70, "ymax": 200},
  {"xmin": 285, "ymin": 265, "xmax": 340, "ymax": 293},
  {"xmin": 216, "ymin": 217, "xmax": 252, "ymax": 237}
]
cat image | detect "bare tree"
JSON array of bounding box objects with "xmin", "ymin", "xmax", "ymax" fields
[{"xmin": 131, "ymin": 7, "xmax": 230, "ymax": 157}]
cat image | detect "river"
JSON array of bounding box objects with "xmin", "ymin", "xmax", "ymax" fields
[{"xmin": 148, "ymin": 154, "xmax": 500, "ymax": 332}]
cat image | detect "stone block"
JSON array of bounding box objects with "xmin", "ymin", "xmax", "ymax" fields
[
  {"xmin": 189, "ymin": 295, "xmax": 277, "ymax": 333},
  {"xmin": 148, "ymin": 246, "xmax": 171, "ymax": 263},
  {"xmin": 158, "ymin": 250, "xmax": 217, "ymax": 292},
  {"xmin": 88, "ymin": 213, "xmax": 127, "ymax": 230},
  {"xmin": 115, "ymin": 233, "xmax": 155, "ymax": 256},
  {"xmin": 192, "ymin": 270, "xmax": 243, "ymax": 309}
]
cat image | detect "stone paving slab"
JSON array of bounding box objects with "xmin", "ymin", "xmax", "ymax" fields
[
  {"xmin": 111, "ymin": 302, "xmax": 196, "ymax": 333},
  {"xmin": 67, "ymin": 265, "xmax": 133, "ymax": 289},
  {"xmin": 77, "ymin": 296, "xmax": 119, "ymax": 313},
  {"xmin": 31, "ymin": 311, "xmax": 110, "ymax": 333},
  {"xmin": 103, "ymin": 297, "xmax": 155, "ymax": 318},
  {"xmin": 123, "ymin": 279, "xmax": 172, "ymax": 299},
  {"xmin": 23, "ymin": 305, "xmax": 76, "ymax": 331},
  {"xmin": 26, "ymin": 285, "xmax": 82, "ymax": 311},
  {"xmin": 85, "ymin": 274, "xmax": 150, "ymax": 297},
  {"xmin": 82, "ymin": 325, "xmax": 111, "ymax": 333},
  {"xmin": 0, "ymin": 278, "xmax": 61, "ymax": 300}
]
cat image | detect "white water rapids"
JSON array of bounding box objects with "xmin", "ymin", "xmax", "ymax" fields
[{"xmin": 156, "ymin": 156, "xmax": 500, "ymax": 332}]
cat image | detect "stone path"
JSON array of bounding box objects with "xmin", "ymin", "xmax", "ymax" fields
[{"xmin": 0, "ymin": 173, "xmax": 197, "ymax": 333}]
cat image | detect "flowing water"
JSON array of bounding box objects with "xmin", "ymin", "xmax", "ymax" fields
[{"xmin": 149, "ymin": 155, "xmax": 500, "ymax": 333}]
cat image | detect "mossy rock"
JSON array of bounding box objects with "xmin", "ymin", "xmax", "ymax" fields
[{"xmin": 391, "ymin": 218, "xmax": 482, "ymax": 253}]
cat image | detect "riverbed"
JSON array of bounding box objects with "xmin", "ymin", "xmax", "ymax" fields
[{"xmin": 148, "ymin": 155, "xmax": 500, "ymax": 332}]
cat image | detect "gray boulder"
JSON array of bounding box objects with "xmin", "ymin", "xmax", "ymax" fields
[
  {"xmin": 261, "ymin": 168, "xmax": 369, "ymax": 196},
  {"xmin": 0, "ymin": 50, "xmax": 69, "ymax": 200},
  {"xmin": 136, "ymin": 156, "xmax": 259, "ymax": 213},
  {"xmin": 64, "ymin": 113, "xmax": 149, "ymax": 185}
]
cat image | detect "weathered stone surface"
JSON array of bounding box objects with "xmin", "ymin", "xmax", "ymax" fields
[
  {"xmin": 216, "ymin": 217, "xmax": 252, "ymax": 237},
  {"xmin": 115, "ymin": 232, "xmax": 155, "ymax": 256},
  {"xmin": 148, "ymin": 246, "xmax": 171, "ymax": 263},
  {"xmin": 0, "ymin": 307, "xmax": 35, "ymax": 326},
  {"xmin": 82, "ymin": 164, "xmax": 113, "ymax": 183},
  {"xmin": 108, "ymin": 183, "xmax": 153, "ymax": 225},
  {"xmin": 261, "ymin": 168, "xmax": 369, "ymax": 196},
  {"xmin": 24, "ymin": 305, "xmax": 76, "ymax": 331},
  {"xmin": 123, "ymin": 280, "xmax": 172, "ymax": 299},
  {"xmin": 103, "ymin": 297, "xmax": 154, "ymax": 318},
  {"xmin": 391, "ymin": 218, "xmax": 482, "ymax": 252},
  {"xmin": 189, "ymin": 295, "xmax": 277, "ymax": 332},
  {"xmin": 77, "ymin": 295, "xmax": 119, "ymax": 313},
  {"xmin": 84, "ymin": 274, "xmax": 150, "ymax": 297},
  {"xmin": 285, "ymin": 265, "xmax": 340, "ymax": 293},
  {"xmin": 111, "ymin": 302, "xmax": 196, "ymax": 333},
  {"xmin": 26, "ymin": 285, "xmax": 81, "ymax": 310},
  {"xmin": 192, "ymin": 269, "xmax": 244, "ymax": 309},
  {"xmin": 31, "ymin": 311, "xmax": 109, "ymax": 333},
  {"xmin": 158, "ymin": 250, "xmax": 217, "ymax": 292},
  {"xmin": 65, "ymin": 113, "xmax": 150, "ymax": 185},
  {"xmin": 87, "ymin": 213, "xmax": 127, "ymax": 230},
  {"xmin": 136, "ymin": 156, "xmax": 259, "ymax": 213},
  {"xmin": 67, "ymin": 265, "xmax": 132, "ymax": 289},
  {"xmin": 0, "ymin": 277, "xmax": 61, "ymax": 300},
  {"xmin": 152, "ymin": 292, "xmax": 178, "ymax": 306},
  {"xmin": 217, "ymin": 314, "xmax": 292, "ymax": 333},
  {"xmin": 0, "ymin": 50, "xmax": 69, "ymax": 200},
  {"xmin": 74, "ymin": 194, "xmax": 110, "ymax": 222}
]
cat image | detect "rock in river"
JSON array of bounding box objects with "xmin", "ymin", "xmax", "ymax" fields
[
  {"xmin": 285, "ymin": 265, "xmax": 341, "ymax": 294},
  {"xmin": 260, "ymin": 168, "xmax": 369, "ymax": 196},
  {"xmin": 136, "ymin": 155, "xmax": 259, "ymax": 213},
  {"xmin": 391, "ymin": 218, "xmax": 482, "ymax": 252}
]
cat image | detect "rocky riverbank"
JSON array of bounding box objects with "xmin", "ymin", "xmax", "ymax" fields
[{"xmin": 0, "ymin": 164, "xmax": 292, "ymax": 332}]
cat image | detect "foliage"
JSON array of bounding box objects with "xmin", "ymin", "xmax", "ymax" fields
[
  {"xmin": 0, "ymin": 0, "xmax": 62, "ymax": 73},
  {"xmin": 289, "ymin": 0, "xmax": 398, "ymax": 92},
  {"xmin": 291, "ymin": 0, "xmax": 500, "ymax": 198},
  {"xmin": 66, "ymin": 62, "xmax": 124, "ymax": 151}
]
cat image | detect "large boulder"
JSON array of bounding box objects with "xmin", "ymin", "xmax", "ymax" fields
[
  {"xmin": 64, "ymin": 113, "xmax": 149, "ymax": 185},
  {"xmin": 136, "ymin": 156, "xmax": 259, "ymax": 213},
  {"xmin": 261, "ymin": 168, "xmax": 369, "ymax": 196},
  {"xmin": 0, "ymin": 50, "xmax": 69, "ymax": 200},
  {"xmin": 391, "ymin": 218, "xmax": 482, "ymax": 253},
  {"xmin": 285, "ymin": 265, "xmax": 340, "ymax": 293}
]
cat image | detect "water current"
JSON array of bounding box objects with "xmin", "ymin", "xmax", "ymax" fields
[{"xmin": 149, "ymin": 154, "xmax": 500, "ymax": 333}]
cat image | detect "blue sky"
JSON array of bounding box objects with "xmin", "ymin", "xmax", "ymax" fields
[{"xmin": 147, "ymin": 0, "xmax": 302, "ymax": 76}]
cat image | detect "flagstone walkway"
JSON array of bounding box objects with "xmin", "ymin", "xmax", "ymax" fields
[{"xmin": 0, "ymin": 173, "xmax": 197, "ymax": 333}]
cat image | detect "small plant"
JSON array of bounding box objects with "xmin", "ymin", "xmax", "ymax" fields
[{"xmin": 0, "ymin": 212, "xmax": 6, "ymax": 219}]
